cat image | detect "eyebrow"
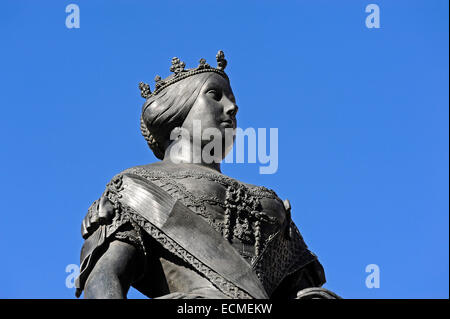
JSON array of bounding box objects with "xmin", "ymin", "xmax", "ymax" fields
[
  {"xmin": 204, "ymin": 78, "xmax": 235, "ymax": 100},
  {"xmin": 204, "ymin": 80, "xmax": 225, "ymax": 90}
]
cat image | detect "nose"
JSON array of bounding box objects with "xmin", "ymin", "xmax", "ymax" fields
[{"xmin": 224, "ymin": 100, "xmax": 238, "ymax": 117}]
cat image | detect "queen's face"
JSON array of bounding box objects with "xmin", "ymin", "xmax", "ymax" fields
[{"xmin": 181, "ymin": 73, "xmax": 238, "ymax": 158}]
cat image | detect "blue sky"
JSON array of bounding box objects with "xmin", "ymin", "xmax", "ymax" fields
[{"xmin": 0, "ymin": 0, "xmax": 448, "ymax": 299}]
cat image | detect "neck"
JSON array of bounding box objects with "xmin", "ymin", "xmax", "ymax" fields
[{"xmin": 163, "ymin": 138, "xmax": 222, "ymax": 172}]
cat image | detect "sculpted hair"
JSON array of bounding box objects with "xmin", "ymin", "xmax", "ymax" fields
[{"xmin": 140, "ymin": 72, "xmax": 214, "ymax": 159}]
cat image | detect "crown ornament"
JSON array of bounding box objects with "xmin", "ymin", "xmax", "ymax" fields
[
  {"xmin": 139, "ymin": 50, "xmax": 228, "ymax": 99},
  {"xmin": 138, "ymin": 82, "xmax": 151, "ymax": 99}
]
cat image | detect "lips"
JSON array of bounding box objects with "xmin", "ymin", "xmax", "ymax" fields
[
  {"xmin": 221, "ymin": 120, "xmax": 234, "ymax": 127},
  {"xmin": 222, "ymin": 120, "xmax": 233, "ymax": 124}
]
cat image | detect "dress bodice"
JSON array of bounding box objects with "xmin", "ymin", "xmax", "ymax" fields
[{"xmin": 125, "ymin": 163, "xmax": 289, "ymax": 265}]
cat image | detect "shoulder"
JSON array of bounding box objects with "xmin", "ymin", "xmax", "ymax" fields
[
  {"xmin": 121, "ymin": 162, "xmax": 163, "ymax": 174},
  {"xmin": 102, "ymin": 162, "xmax": 168, "ymax": 183},
  {"xmin": 119, "ymin": 161, "xmax": 184, "ymax": 177},
  {"xmin": 241, "ymin": 180, "xmax": 281, "ymax": 200}
]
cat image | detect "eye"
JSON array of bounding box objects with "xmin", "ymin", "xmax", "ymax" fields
[{"xmin": 206, "ymin": 89, "xmax": 222, "ymax": 101}]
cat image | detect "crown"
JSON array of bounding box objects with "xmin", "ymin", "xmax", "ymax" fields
[{"xmin": 139, "ymin": 50, "xmax": 228, "ymax": 99}]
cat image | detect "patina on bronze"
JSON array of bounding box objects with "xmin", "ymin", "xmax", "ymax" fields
[{"xmin": 75, "ymin": 51, "xmax": 339, "ymax": 299}]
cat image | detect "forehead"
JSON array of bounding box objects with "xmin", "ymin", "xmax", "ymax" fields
[{"xmin": 203, "ymin": 73, "xmax": 232, "ymax": 90}]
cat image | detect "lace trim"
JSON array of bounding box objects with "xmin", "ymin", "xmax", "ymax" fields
[
  {"xmin": 252, "ymin": 222, "xmax": 316, "ymax": 296},
  {"xmin": 125, "ymin": 167, "xmax": 280, "ymax": 200}
]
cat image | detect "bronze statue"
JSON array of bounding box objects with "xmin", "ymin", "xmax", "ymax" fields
[{"xmin": 75, "ymin": 51, "xmax": 339, "ymax": 299}]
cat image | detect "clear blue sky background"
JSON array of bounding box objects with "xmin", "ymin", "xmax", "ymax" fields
[{"xmin": 0, "ymin": 0, "xmax": 448, "ymax": 299}]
